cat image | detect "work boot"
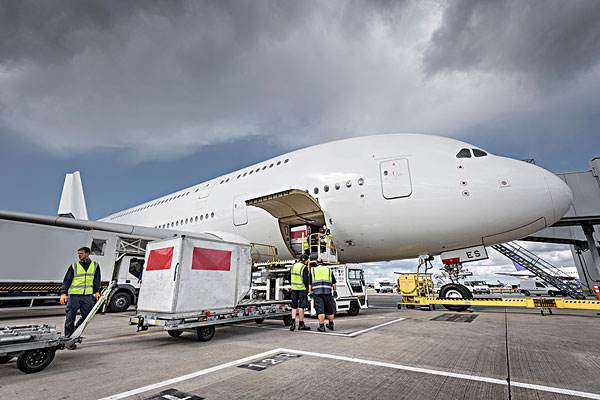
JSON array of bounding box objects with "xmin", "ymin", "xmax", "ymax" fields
[
  {"xmin": 326, "ymin": 321, "xmax": 334, "ymax": 331},
  {"xmin": 317, "ymin": 324, "xmax": 326, "ymax": 333},
  {"xmin": 289, "ymin": 320, "xmax": 296, "ymax": 331},
  {"xmin": 298, "ymin": 322, "xmax": 311, "ymax": 331}
]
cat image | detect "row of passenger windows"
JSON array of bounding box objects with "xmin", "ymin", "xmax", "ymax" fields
[
  {"xmin": 111, "ymin": 158, "xmax": 292, "ymax": 220},
  {"xmin": 219, "ymin": 158, "xmax": 290, "ymax": 184},
  {"xmin": 313, "ymin": 178, "xmax": 365, "ymax": 195},
  {"xmin": 155, "ymin": 212, "xmax": 215, "ymax": 229},
  {"xmin": 456, "ymin": 148, "xmax": 488, "ymax": 158}
]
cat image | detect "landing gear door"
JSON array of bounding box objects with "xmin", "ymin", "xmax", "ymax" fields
[
  {"xmin": 233, "ymin": 195, "xmax": 248, "ymax": 226},
  {"xmin": 380, "ymin": 158, "xmax": 412, "ymax": 199}
]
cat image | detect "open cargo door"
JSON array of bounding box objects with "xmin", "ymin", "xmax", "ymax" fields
[{"xmin": 245, "ymin": 189, "xmax": 326, "ymax": 257}]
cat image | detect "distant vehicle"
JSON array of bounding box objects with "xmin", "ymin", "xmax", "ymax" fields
[
  {"xmin": 520, "ymin": 278, "xmax": 564, "ymax": 297},
  {"xmin": 374, "ymin": 278, "xmax": 394, "ymax": 293},
  {"xmin": 463, "ymin": 280, "xmax": 491, "ymax": 295}
]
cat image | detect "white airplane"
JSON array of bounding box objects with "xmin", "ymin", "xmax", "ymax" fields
[
  {"xmin": 96, "ymin": 133, "xmax": 572, "ymax": 264},
  {"xmin": 496, "ymin": 261, "xmax": 580, "ymax": 280}
]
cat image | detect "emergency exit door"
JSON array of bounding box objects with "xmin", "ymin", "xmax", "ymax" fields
[{"xmin": 380, "ymin": 158, "xmax": 412, "ymax": 199}]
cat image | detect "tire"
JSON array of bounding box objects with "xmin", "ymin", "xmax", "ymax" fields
[
  {"xmin": 282, "ymin": 315, "xmax": 293, "ymax": 326},
  {"xmin": 167, "ymin": 330, "xmax": 183, "ymax": 338},
  {"xmin": 439, "ymin": 284, "xmax": 472, "ymax": 312},
  {"xmin": 16, "ymin": 348, "xmax": 56, "ymax": 374},
  {"xmin": 255, "ymin": 318, "xmax": 265, "ymax": 324},
  {"xmin": 547, "ymin": 290, "xmax": 554, "ymax": 297},
  {"xmin": 375, "ymin": 289, "xmax": 380, "ymax": 293},
  {"xmin": 195, "ymin": 326, "xmax": 215, "ymax": 342},
  {"xmin": 522, "ymin": 290, "xmax": 531, "ymax": 296},
  {"xmin": 0, "ymin": 355, "xmax": 14, "ymax": 364},
  {"xmin": 109, "ymin": 291, "xmax": 132, "ymax": 313},
  {"xmin": 347, "ymin": 301, "xmax": 360, "ymax": 316}
]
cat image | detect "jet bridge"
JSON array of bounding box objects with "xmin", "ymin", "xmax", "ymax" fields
[{"xmin": 523, "ymin": 157, "xmax": 600, "ymax": 293}]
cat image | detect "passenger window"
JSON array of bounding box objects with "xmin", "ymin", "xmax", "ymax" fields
[
  {"xmin": 358, "ymin": 178, "xmax": 364, "ymax": 186},
  {"xmin": 346, "ymin": 180, "xmax": 352, "ymax": 188},
  {"xmin": 473, "ymin": 149, "xmax": 488, "ymax": 157},
  {"xmin": 324, "ymin": 185, "xmax": 329, "ymax": 192},
  {"xmin": 211, "ymin": 212, "xmax": 214, "ymax": 218},
  {"xmin": 276, "ymin": 161, "xmax": 281, "ymax": 166},
  {"xmin": 91, "ymin": 239, "xmax": 106, "ymax": 256},
  {"xmin": 456, "ymin": 148, "xmax": 471, "ymax": 158},
  {"xmin": 314, "ymin": 187, "xmax": 319, "ymax": 194},
  {"xmin": 284, "ymin": 159, "xmax": 289, "ymax": 163},
  {"xmin": 335, "ymin": 183, "xmax": 341, "ymax": 190}
]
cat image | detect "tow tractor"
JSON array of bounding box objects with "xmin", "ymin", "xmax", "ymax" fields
[
  {"xmin": 397, "ymin": 256, "xmax": 600, "ymax": 314},
  {"xmin": 0, "ymin": 283, "xmax": 115, "ymax": 373}
]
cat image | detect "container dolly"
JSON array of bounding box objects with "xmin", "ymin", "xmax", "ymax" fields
[
  {"xmin": 0, "ymin": 283, "xmax": 115, "ymax": 373},
  {"xmin": 131, "ymin": 299, "xmax": 292, "ymax": 342}
]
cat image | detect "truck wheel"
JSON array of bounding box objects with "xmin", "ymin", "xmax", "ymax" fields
[
  {"xmin": 547, "ymin": 290, "xmax": 554, "ymax": 297},
  {"xmin": 439, "ymin": 284, "xmax": 472, "ymax": 312},
  {"xmin": 109, "ymin": 292, "xmax": 132, "ymax": 313},
  {"xmin": 347, "ymin": 301, "xmax": 360, "ymax": 316},
  {"xmin": 255, "ymin": 318, "xmax": 265, "ymax": 324},
  {"xmin": 167, "ymin": 330, "xmax": 183, "ymax": 338},
  {"xmin": 0, "ymin": 355, "xmax": 14, "ymax": 364},
  {"xmin": 375, "ymin": 289, "xmax": 380, "ymax": 293},
  {"xmin": 282, "ymin": 315, "xmax": 293, "ymax": 326},
  {"xmin": 195, "ymin": 326, "xmax": 215, "ymax": 342},
  {"xmin": 16, "ymin": 348, "xmax": 55, "ymax": 374},
  {"xmin": 522, "ymin": 290, "xmax": 531, "ymax": 296}
]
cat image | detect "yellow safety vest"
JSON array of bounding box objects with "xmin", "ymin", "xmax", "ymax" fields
[
  {"xmin": 311, "ymin": 265, "xmax": 333, "ymax": 295},
  {"xmin": 68, "ymin": 261, "xmax": 96, "ymax": 295},
  {"xmin": 290, "ymin": 262, "xmax": 306, "ymax": 291}
]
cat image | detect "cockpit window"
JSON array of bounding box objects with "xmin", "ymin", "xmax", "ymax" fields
[
  {"xmin": 473, "ymin": 149, "xmax": 488, "ymax": 157},
  {"xmin": 456, "ymin": 148, "xmax": 471, "ymax": 158}
]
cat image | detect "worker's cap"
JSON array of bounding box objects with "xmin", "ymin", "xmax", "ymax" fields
[{"xmin": 300, "ymin": 254, "xmax": 309, "ymax": 262}]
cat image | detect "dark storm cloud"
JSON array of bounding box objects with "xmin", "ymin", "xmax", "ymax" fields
[{"xmin": 423, "ymin": 0, "xmax": 600, "ymax": 85}]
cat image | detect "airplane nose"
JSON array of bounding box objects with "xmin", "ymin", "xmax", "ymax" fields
[{"xmin": 543, "ymin": 170, "xmax": 573, "ymax": 224}]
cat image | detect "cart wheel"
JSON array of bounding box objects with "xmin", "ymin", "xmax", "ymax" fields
[
  {"xmin": 282, "ymin": 315, "xmax": 293, "ymax": 326},
  {"xmin": 16, "ymin": 347, "xmax": 56, "ymax": 374},
  {"xmin": 195, "ymin": 326, "xmax": 215, "ymax": 342},
  {"xmin": 255, "ymin": 318, "xmax": 265, "ymax": 324},
  {"xmin": 347, "ymin": 301, "xmax": 360, "ymax": 316},
  {"xmin": 439, "ymin": 284, "xmax": 472, "ymax": 312},
  {"xmin": 167, "ymin": 329, "xmax": 183, "ymax": 338},
  {"xmin": 0, "ymin": 355, "xmax": 14, "ymax": 364}
]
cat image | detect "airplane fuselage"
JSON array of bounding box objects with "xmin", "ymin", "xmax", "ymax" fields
[{"xmin": 101, "ymin": 134, "xmax": 572, "ymax": 263}]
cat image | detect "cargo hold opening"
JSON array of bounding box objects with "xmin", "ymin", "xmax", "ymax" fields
[{"xmin": 245, "ymin": 189, "xmax": 326, "ymax": 257}]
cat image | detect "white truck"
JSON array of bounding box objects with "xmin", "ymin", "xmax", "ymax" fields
[
  {"xmin": 251, "ymin": 262, "xmax": 368, "ymax": 316},
  {"xmin": 463, "ymin": 280, "xmax": 491, "ymax": 295},
  {"xmin": 0, "ymin": 210, "xmax": 194, "ymax": 313},
  {"xmin": 520, "ymin": 278, "xmax": 564, "ymax": 297},
  {"xmin": 374, "ymin": 278, "xmax": 394, "ymax": 293}
]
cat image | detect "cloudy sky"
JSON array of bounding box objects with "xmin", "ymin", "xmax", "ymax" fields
[{"xmin": 1, "ymin": 0, "xmax": 598, "ymax": 279}]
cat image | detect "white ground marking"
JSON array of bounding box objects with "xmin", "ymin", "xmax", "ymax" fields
[
  {"xmin": 232, "ymin": 317, "xmax": 406, "ymax": 337},
  {"xmin": 101, "ymin": 346, "xmax": 600, "ymax": 400},
  {"xmin": 99, "ymin": 348, "xmax": 283, "ymax": 400}
]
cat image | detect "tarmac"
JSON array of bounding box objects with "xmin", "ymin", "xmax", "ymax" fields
[{"xmin": 1, "ymin": 291, "xmax": 600, "ymax": 400}]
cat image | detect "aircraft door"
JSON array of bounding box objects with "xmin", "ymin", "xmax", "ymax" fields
[
  {"xmin": 380, "ymin": 158, "xmax": 412, "ymax": 199},
  {"xmin": 233, "ymin": 195, "xmax": 248, "ymax": 226}
]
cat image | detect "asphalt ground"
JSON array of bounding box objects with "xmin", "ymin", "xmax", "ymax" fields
[{"xmin": 1, "ymin": 292, "xmax": 599, "ymax": 400}]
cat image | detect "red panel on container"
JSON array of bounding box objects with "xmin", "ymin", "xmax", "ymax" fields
[
  {"xmin": 290, "ymin": 230, "xmax": 307, "ymax": 239},
  {"xmin": 442, "ymin": 257, "xmax": 460, "ymax": 265},
  {"xmin": 146, "ymin": 247, "xmax": 174, "ymax": 271},
  {"xmin": 192, "ymin": 247, "xmax": 231, "ymax": 271}
]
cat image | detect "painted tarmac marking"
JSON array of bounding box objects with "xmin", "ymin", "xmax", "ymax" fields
[
  {"xmin": 101, "ymin": 346, "xmax": 600, "ymax": 400},
  {"xmin": 99, "ymin": 348, "xmax": 283, "ymax": 400},
  {"xmin": 232, "ymin": 317, "xmax": 406, "ymax": 337}
]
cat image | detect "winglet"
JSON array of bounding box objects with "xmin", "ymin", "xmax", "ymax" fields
[{"xmin": 58, "ymin": 171, "xmax": 89, "ymax": 220}]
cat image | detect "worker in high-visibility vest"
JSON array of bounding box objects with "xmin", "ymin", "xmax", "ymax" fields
[
  {"xmin": 289, "ymin": 254, "xmax": 311, "ymax": 331},
  {"xmin": 309, "ymin": 259, "xmax": 337, "ymax": 332},
  {"xmin": 59, "ymin": 246, "xmax": 101, "ymax": 345}
]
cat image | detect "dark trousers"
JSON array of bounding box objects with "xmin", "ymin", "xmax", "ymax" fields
[{"xmin": 64, "ymin": 294, "xmax": 95, "ymax": 337}]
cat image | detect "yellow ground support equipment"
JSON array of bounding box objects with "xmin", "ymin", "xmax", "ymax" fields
[{"xmin": 397, "ymin": 259, "xmax": 600, "ymax": 314}]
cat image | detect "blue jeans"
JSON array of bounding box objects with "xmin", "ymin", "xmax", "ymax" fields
[{"xmin": 64, "ymin": 294, "xmax": 95, "ymax": 337}]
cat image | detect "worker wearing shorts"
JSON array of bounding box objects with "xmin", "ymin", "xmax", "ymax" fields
[
  {"xmin": 309, "ymin": 261, "xmax": 337, "ymax": 332},
  {"xmin": 289, "ymin": 255, "xmax": 311, "ymax": 331}
]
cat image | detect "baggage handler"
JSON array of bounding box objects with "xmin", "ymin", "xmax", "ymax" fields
[
  {"xmin": 289, "ymin": 254, "xmax": 311, "ymax": 331},
  {"xmin": 59, "ymin": 246, "xmax": 101, "ymax": 345},
  {"xmin": 309, "ymin": 259, "xmax": 337, "ymax": 332}
]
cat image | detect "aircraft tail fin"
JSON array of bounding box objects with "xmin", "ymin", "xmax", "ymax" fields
[
  {"xmin": 512, "ymin": 260, "xmax": 526, "ymax": 272},
  {"xmin": 58, "ymin": 171, "xmax": 89, "ymax": 220}
]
